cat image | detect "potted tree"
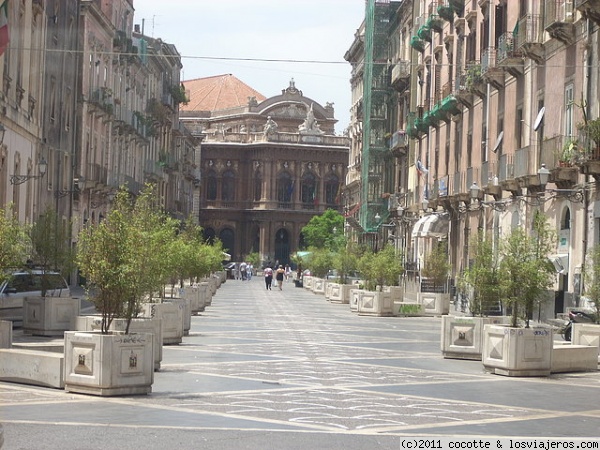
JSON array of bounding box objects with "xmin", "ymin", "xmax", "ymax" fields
[
  {"xmin": 355, "ymin": 245, "xmax": 403, "ymax": 316},
  {"xmin": 442, "ymin": 231, "xmax": 508, "ymax": 360},
  {"xmin": 328, "ymin": 242, "xmax": 360, "ymax": 304},
  {"xmin": 23, "ymin": 207, "xmax": 78, "ymax": 336},
  {"xmin": 572, "ymin": 244, "xmax": 600, "ymax": 362},
  {"xmin": 482, "ymin": 212, "xmax": 556, "ymax": 376},
  {"xmin": 0, "ymin": 204, "xmax": 30, "ymax": 345},
  {"xmin": 66, "ymin": 185, "xmax": 173, "ymax": 395},
  {"xmin": 420, "ymin": 241, "xmax": 451, "ymax": 315},
  {"xmin": 305, "ymin": 247, "xmax": 333, "ymax": 295}
]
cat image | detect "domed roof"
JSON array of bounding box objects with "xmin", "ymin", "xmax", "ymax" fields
[{"xmin": 181, "ymin": 74, "xmax": 266, "ymax": 112}]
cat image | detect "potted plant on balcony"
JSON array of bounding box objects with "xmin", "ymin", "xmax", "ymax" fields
[
  {"xmin": 22, "ymin": 207, "xmax": 78, "ymax": 336},
  {"xmin": 355, "ymin": 245, "xmax": 403, "ymax": 316},
  {"xmin": 67, "ymin": 184, "xmax": 175, "ymax": 395},
  {"xmin": 558, "ymin": 138, "xmax": 578, "ymax": 167},
  {"xmin": 482, "ymin": 212, "xmax": 556, "ymax": 376},
  {"xmin": 442, "ymin": 231, "xmax": 507, "ymax": 360}
]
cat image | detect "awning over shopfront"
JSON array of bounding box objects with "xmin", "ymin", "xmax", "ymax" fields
[
  {"xmin": 548, "ymin": 254, "xmax": 569, "ymax": 274},
  {"xmin": 411, "ymin": 214, "xmax": 449, "ymax": 239}
]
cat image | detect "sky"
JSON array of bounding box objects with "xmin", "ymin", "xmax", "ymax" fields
[{"xmin": 132, "ymin": 1, "xmax": 366, "ymax": 134}]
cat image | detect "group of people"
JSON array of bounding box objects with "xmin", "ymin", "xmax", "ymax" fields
[
  {"xmin": 263, "ymin": 264, "xmax": 293, "ymax": 291},
  {"xmin": 235, "ymin": 262, "xmax": 253, "ymax": 281}
]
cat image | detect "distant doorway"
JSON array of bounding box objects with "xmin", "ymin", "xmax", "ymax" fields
[
  {"xmin": 220, "ymin": 228, "xmax": 235, "ymax": 259},
  {"xmin": 274, "ymin": 228, "xmax": 290, "ymax": 266}
]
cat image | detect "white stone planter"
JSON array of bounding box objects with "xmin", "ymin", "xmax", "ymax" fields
[
  {"xmin": 387, "ymin": 286, "xmax": 404, "ymax": 302},
  {"xmin": 482, "ymin": 324, "xmax": 553, "ymax": 377},
  {"xmin": 74, "ymin": 316, "xmax": 163, "ymax": 372},
  {"xmin": 357, "ymin": 290, "xmax": 394, "ymax": 316},
  {"xmin": 64, "ymin": 330, "xmax": 154, "ymax": 396},
  {"xmin": 163, "ymin": 297, "xmax": 191, "ymax": 336},
  {"xmin": 312, "ymin": 277, "xmax": 325, "ymax": 295},
  {"xmin": 303, "ymin": 276, "xmax": 313, "ymax": 290},
  {"xmin": 0, "ymin": 320, "xmax": 12, "ymax": 348},
  {"xmin": 419, "ymin": 292, "xmax": 450, "ymax": 316},
  {"xmin": 22, "ymin": 297, "xmax": 80, "ymax": 337},
  {"xmin": 441, "ymin": 316, "xmax": 509, "ymax": 360},
  {"xmin": 572, "ymin": 323, "xmax": 600, "ymax": 363},
  {"xmin": 325, "ymin": 281, "xmax": 334, "ymax": 299},
  {"xmin": 182, "ymin": 286, "xmax": 204, "ymax": 313},
  {"xmin": 329, "ymin": 284, "xmax": 354, "ymax": 304},
  {"xmin": 141, "ymin": 302, "xmax": 183, "ymax": 345},
  {"xmin": 349, "ymin": 288, "xmax": 361, "ymax": 312}
]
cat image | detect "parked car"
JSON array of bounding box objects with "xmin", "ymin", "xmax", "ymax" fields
[{"xmin": 0, "ymin": 270, "xmax": 70, "ymax": 322}]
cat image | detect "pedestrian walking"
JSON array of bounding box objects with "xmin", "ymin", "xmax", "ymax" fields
[
  {"xmin": 275, "ymin": 265, "xmax": 285, "ymax": 291},
  {"xmin": 284, "ymin": 264, "xmax": 292, "ymax": 281},
  {"xmin": 264, "ymin": 266, "xmax": 273, "ymax": 290},
  {"xmin": 247, "ymin": 264, "xmax": 253, "ymax": 280},
  {"xmin": 240, "ymin": 261, "xmax": 248, "ymax": 281}
]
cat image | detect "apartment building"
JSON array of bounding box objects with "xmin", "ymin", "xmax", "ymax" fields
[
  {"xmin": 0, "ymin": 0, "xmax": 198, "ymax": 271},
  {"xmin": 347, "ymin": 0, "xmax": 600, "ymax": 317}
]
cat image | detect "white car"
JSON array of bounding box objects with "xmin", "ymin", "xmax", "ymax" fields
[{"xmin": 0, "ymin": 270, "xmax": 71, "ymax": 322}]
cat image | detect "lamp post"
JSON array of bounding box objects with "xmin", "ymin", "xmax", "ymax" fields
[
  {"xmin": 55, "ymin": 177, "xmax": 85, "ymax": 198},
  {"xmin": 10, "ymin": 158, "xmax": 48, "ymax": 185}
]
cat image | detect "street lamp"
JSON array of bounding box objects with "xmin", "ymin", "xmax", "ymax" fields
[
  {"xmin": 10, "ymin": 158, "xmax": 48, "ymax": 185},
  {"xmin": 55, "ymin": 177, "xmax": 85, "ymax": 198},
  {"xmin": 530, "ymin": 164, "xmax": 584, "ymax": 203}
]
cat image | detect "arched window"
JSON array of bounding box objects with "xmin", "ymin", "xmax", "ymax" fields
[
  {"xmin": 325, "ymin": 173, "xmax": 339, "ymax": 205},
  {"xmin": 203, "ymin": 227, "xmax": 216, "ymax": 244},
  {"xmin": 222, "ymin": 170, "xmax": 235, "ymax": 202},
  {"xmin": 561, "ymin": 207, "xmax": 571, "ymax": 230},
  {"xmin": 301, "ymin": 171, "xmax": 317, "ymax": 206},
  {"xmin": 219, "ymin": 228, "xmax": 235, "ymax": 256},
  {"xmin": 206, "ymin": 170, "xmax": 217, "ymax": 201},
  {"xmin": 254, "ymin": 169, "xmax": 262, "ymax": 201},
  {"xmin": 277, "ymin": 171, "xmax": 293, "ymax": 205}
]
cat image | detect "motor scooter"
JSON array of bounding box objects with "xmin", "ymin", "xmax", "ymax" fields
[{"xmin": 560, "ymin": 310, "xmax": 598, "ymax": 341}]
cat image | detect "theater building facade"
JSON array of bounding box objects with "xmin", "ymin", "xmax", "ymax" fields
[{"xmin": 181, "ymin": 76, "xmax": 349, "ymax": 265}]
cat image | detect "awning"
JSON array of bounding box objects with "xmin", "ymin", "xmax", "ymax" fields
[
  {"xmin": 411, "ymin": 214, "xmax": 449, "ymax": 239},
  {"xmin": 549, "ymin": 254, "xmax": 569, "ymax": 274}
]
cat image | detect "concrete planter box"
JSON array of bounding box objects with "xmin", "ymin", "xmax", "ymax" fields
[
  {"xmin": 163, "ymin": 297, "xmax": 191, "ymax": 336},
  {"xmin": 420, "ymin": 292, "xmax": 450, "ymax": 315},
  {"xmin": 75, "ymin": 316, "xmax": 163, "ymax": 372},
  {"xmin": 303, "ymin": 276, "xmax": 313, "ymax": 290},
  {"xmin": 357, "ymin": 290, "xmax": 394, "ymax": 316},
  {"xmin": 349, "ymin": 288, "xmax": 361, "ymax": 312},
  {"xmin": 441, "ymin": 316, "xmax": 509, "ymax": 360},
  {"xmin": 325, "ymin": 281, "xmax": 334, "ymax": 299},
  {"xmin": 182, "ymin": 286, "xmax": 204, "ymax": 313},
  {"xmin": 141, "ymin": 303, "xmax": 183, "ymax": 345},
  {"xmin": 64, "ymin": 331, "xmax": 154, "ymax": 396},
  {"xmin": 482, "ymin": 324, "xmax": 553, "ymax": 377},
  {"xmin": 1, "ymin": 320, "xmax": 12, "ymax": 348},
  {"xmin": 387, "ymin": 286, "xmax": 404, "ymax": 302},
  {"xmin": 0, "ymin": 347, "xmax": 64, "ymax": 388},
  {"xmin": 312, "ymin": 277, "xmax": 325, "ymax": 295},
  {"xmin": 551, "ymin": 342, "xmax": 598, "ymax": 373},
  {"xmin": 22, "ymin": 297, "xmax": 80, "ymax": 336},
  {"xmin": 572, "ymin": 323, "xmax": 600, "ymax": 363},
  {"xmin": 329, "ymin": 284, "xmax": 354, "ymax": 304}
]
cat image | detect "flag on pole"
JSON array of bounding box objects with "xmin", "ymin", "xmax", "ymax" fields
[
  {"xmin": 0, "ymin": 0, "xmax": 9, "ymax": 57},
  {"xmin": 416, "ymin": 159, "xmax": 429, "ymax": 178}
]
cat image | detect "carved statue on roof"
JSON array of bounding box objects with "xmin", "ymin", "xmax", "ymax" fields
[
  {"xmin": 247, "ymin": 96, "xmax": 258, "ymax": 107},
  {"xmin": 283, "ymin": 78, "xmax": 302, "ymax": 96},
  {"xmin": 263, "ymin": 116, "xmax": 278, "ymax": 136},
  {"xmin": 299, "ymin": 103, "xmax": 324, "ymax": 135}
]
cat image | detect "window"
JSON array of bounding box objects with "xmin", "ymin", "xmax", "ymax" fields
[
  {"xmin": 325, "ymin": 173, "xmax": 340, "ymax": 205},
  {"xmin": 221, "ymin": 170, "xmax": 235, "ymax": 202},
  {"xmin": 301, "ymin": 171, "xmax": 317, "ymax": 204},
  {"xmin": 277, "ymin": 171, "xmax": 293, "ymax": 204},
  {"xmin": 206, "ymin": 169, "xmax": 217, "ymax": 200},
  {"xmin": 565, "ymin": 83, "xmax": 574, "ymax": 137}
]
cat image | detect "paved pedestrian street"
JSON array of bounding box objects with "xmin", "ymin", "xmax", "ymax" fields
[{"xmin": 1, "ymin": 278, "xmax": 600, "ymax": 449}]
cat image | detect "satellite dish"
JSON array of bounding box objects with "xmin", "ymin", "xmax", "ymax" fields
[
  {"xmin": 533, "ymin": 107, "xmax": 545, "ymax": 131},
  {"xmin": 492, "ymin": 131, "xmax": 504, "ymax": 153}
]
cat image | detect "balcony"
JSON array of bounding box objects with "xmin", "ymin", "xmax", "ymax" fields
[
  {"xmin": 389, "ymin": 130, "xmax": 408, "ymax": 157},
  {"xmin": 540, "ymin": 135, "xmax": 579, "ymax": 186},
  {"xmin": 481, "ymin": 48, "xmax": 504, "ymax": 90},
  {"xmin": 498, "ymin": 153, "xmax": 517, "ymax": 192},
  {"xmin": 497, "ymin": 32, "xmax": 524, "ymax": 77},
  {"xmin": 390, "ymin": 60, "xmax": 410, "ymax": 91},
  {"xmin": 545, "ymin": 0, "xmax": 576, "ymax": 44},
  {"xmin": 515, "ymin": 14, "xmax": 544, "ymax": 63},
  {"xmin": 575, "ymin": 0, "xmax": 600, "ymax": 26}
]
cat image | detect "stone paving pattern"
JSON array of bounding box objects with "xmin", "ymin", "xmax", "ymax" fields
[{"xmin": 1, "ymin": 278, "xmax": 599, "ymax": 449}]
